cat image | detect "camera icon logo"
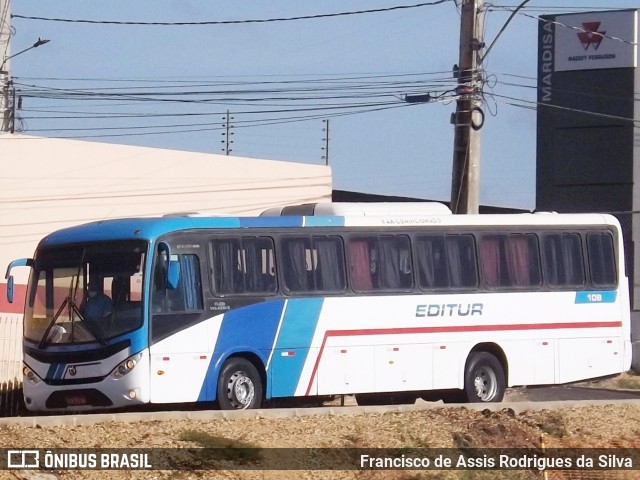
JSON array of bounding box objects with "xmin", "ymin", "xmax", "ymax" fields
[{"xmin": 7, "ymin": 450, "xmax": 40, "ymax": 469}]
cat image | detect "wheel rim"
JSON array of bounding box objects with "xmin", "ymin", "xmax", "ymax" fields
[
  {"xmin": 226, "ymin": 370, "xmax": 255, "ymax": 409},
  {"xmin": 473, "ymin": 366, "xmax": 498, "ymax": 401}
]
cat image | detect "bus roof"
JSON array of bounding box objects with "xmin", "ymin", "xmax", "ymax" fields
[
  {"xmin": 36, "ymin": 206, "xmax": 621, "ymax": 248},
  {"xmin": 261, "ymin": 202, "xmax": 453, "ymax": 216}
]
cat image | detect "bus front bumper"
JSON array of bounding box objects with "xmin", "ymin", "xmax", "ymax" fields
[{"xmin": 23, "ymin": 355, "xmax": 151, "ymax": 412}]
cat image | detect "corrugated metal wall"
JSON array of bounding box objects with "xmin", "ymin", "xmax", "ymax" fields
[{"xmin": 0, "ymin": 314, "xmax": 23, "ymax": 416}]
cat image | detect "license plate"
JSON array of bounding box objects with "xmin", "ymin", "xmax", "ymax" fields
[{"xmin": 65, "ymin": 394, "xmax": 87, "ymax": 406}]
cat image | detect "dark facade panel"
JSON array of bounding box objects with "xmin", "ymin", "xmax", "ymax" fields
[
  {"xmin": 551, "ymin": 125, "xmax": 632, "ymax": 185},
  {"xmin": 536, "ymin": 184, "xmax": 632, "ymax": 213},
  {"xmin": 536, "ymin": 15, "xmax": 635, "ymax": 215},
  {"xmin": 551, "ymin": 70, "xmax": 635, "ymax": 123}
]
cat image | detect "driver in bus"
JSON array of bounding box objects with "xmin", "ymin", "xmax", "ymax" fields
[{"xmin": 83, "ymin": 279, "xmax": 113, "ymax": 321}]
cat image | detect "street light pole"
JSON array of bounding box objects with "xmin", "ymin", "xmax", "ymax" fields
[
  {"xmin": 0, "ymin": 38, "xmax": 51, "ymax": 73},
  {"xmin": 1, "ymin": 38, "xmax": 51, "ymax": 133}
]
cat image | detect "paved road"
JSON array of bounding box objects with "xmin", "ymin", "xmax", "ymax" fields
[
  {"xmin": 505, "ymin": 385, "xmax": 640, "ymax": 402},
  {"xmin": 2, "ymin": 385, "xmax": 640, "ymax": 427}
]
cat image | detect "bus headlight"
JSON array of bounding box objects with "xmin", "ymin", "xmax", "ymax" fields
[
  {"xmin": 22, "ymin": 364, "xmax": 42, "ymax": 385},
  {"xmin": 112, "ymin": 353, "xmax": 143, "ymax": 379}
]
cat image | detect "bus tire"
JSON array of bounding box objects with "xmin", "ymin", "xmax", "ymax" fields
[
  {"xmin": 463, "ymin": 352, "xmax": 505, "ymax": 403},
  {"xmin": 217, "ymin": 358, "xmax": 263, "ymax": 410}
]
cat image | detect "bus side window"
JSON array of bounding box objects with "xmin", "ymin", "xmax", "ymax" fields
[
  {"xmin": 448, "ymin": 235, "xmax": 479, "ymax": 288},
  {"xmin": 314, "ymin": 236, "xmax": 345, "ymax": 292},
  {"xmin": 349, "ymin": 236, "xmax": 412, "ymax": 292},
  {"xmin": 479, "ymin": 235, "xmax": 506, "ymax": 288},
  {"xmin": 506, "ymin": 234, "xmax": 541, "ymax": 287},
  {"xmin": 239, "ymin": 237, "xmax": 274, "ymax": 293},
  {"xmin": 210, "ymin": 239, "xmax": 240, "ymax": 294},
  {"xmin": 377, "ymin": 235, "xmax": 413, "ymax": 290},
  {"xmin": 348, "ymin": 239, "xmax": 374, "ymax": 291},
  {"xmin": 175, "ymin": 254, "xmax": 202, "ymax": 311},
  {"xmin": 480, "ymin": 234, "xmax": 541, "ymax": 289},
  {"xmin": 210, "ymin": 237, "xmax": 277, "ymax": 295},
  {"xmin": 153, "ymin": 253, "xmax": 202, "ymax": 312},
  {"xmin": 254, "ymin": 237, "xmax": 277, "ymax": 293},
  {"xmin": 587, "ymin": 232, "xmax": 617, "ymax": 287},
  {"xmin": 543, "ymin": 233, "xmax": 585, "ymax": 288},
  {"xmin": 281, "ymin": 237, "xmax": 310, "ymax": 292},
  {"xmin": 417, "ymin": 235, "xmax": 478, "ymax": 290},
  {"xmin": 416, "ymin": 236, "xmax": 447, "ymax": 288},
  {"xmin": 282, "ymin": 235, "xmax": 345, "ymax": 294}
]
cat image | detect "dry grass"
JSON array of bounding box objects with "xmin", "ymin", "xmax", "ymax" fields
[
  {"xmin": 2, "ymin": 403, "xmax": 640, "ymax": 480},
  {"xmin": 615, "ymin": 372, "xmax": 640, "ymax": 390}
]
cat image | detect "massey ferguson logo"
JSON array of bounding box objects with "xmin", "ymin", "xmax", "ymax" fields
[{"xmin": 577, "ymin": 22, "xmax": 605, "ymax": 50}]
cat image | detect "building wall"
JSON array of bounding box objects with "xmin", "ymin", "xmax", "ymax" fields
[{"xmin": 0, "ymin": 134, "xmax": 332, "ymax": 389}]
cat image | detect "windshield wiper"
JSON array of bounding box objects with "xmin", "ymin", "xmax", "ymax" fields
[
  {"xmin": 39, "ymin": 297, "xmax": 69, "ymax": 349},
  {"xmin": 38, "ymin": 296, "xmax": 106, "ymax": 347}
]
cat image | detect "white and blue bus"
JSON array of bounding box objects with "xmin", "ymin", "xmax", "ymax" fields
[{"xmin": 5, "ymin": 203, "xmax": 631, "ymax": 412}]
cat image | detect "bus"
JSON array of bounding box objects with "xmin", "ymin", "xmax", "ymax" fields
[{"xmin": 5, "ymin": 203, "xmax": 631, "ymax": 412}]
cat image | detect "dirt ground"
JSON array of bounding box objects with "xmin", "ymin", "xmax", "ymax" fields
[{"xmin": 3, "ymin": 374, "xmax": 640, "ymax": 480}]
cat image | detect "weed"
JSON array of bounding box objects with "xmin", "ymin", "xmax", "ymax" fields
[
  {"xmin": 537, "ymin": 412, "xmax": 567, "ymax": 438},
  {"xmin": 616, "ymin": 372, "xmax": 640, "ymax": 390},
  {"xmin": 178, "ymin": 430, "xmax": 260, "ymax": 468}
]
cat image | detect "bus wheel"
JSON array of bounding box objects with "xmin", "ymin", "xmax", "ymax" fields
[
  {"xmin": 463, "ymin": 352, "xmax": 505, "ymax": 403},
  {"xmin": 217, "ymin": 358, "xmax": 263, "ymax": 410}
]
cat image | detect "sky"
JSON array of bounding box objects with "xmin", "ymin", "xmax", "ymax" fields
[{"xmin": 3, "ymin": 1, "xmax": 639, "ymax": 210}]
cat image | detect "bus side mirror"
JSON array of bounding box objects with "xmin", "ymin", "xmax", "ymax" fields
[
  {"xmin": 167, "ymin": 260, "xmax": 181, "ymax": 289},
  {"xmin": 6, "ymin": 276, "xmax": 14, "ymax": 303},
  {"xmin": 5, "ymin": 258, "xmax": 33, "ymax": 304}
]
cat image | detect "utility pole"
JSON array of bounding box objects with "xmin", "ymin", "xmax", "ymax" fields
[
  {"xmin": 321, "ymin": 119, "xmax": 329, "ymax": 166},
  {"xmin": 450, "ymin": 0, "xmax": 485, "ymax": 214},
  {"xmin": 1, "ymin": 0, "xmax": 11, "ymax": 132},
  {"xmin": 221, "ymin": 110, "xmax": 234, "ymax": 155}
]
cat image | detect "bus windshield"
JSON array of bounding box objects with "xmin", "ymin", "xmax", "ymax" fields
[{"xmin": 24, "ymin": 240, "xmax": 147, "ymax": 345}]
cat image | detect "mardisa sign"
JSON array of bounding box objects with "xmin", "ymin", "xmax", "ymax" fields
[{"xmin": 553, "ymin": 9, "xmax": 638, "ymax": 72}]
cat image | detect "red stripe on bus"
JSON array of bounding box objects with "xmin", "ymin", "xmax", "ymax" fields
[{"xmin": 304, "ymin": 320, "xmax": 623, "ymax": 396}]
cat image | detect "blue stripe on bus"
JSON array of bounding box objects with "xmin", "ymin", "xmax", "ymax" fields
[
  {"xmin": 238, "ymin": 217, "xmax": 303, "ymax": 228},
  {"xmin": 47, "ymin": 363, "xmax": 64, "ymax": 380},
  {"xmin": 304, "ymin": 216, "xmax": 344, "ymax": 227},
  {"xmin": 575, "ymin": 291, "xmax": 617, "ymax": 303},
  {"xmin": 126, "ymin": 329, "xmax": 148, "ymax": 354},
  {"xmin": 268, "ymin": 298, "xmax": 323, "ymax": 397},
  {"xmin": 197, "ymin": 299, "xmax": 286, "ymax": 402},
  {"xmin": 40, "ymin": 214, "xmax": 347, "ymax": 246}
]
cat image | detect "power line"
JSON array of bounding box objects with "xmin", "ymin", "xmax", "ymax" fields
[
  {"xmin": 487, "ymin": 5, "xmax": 635, "ymax": 12},
  {"xmin": 491, "ymin": 92, "xmax": 640, "ymax": 127},
  {"xmin": 507, "ymin": 8, "xmax": 638, "ymax": 47},
  {"xmin": 15, "ymin": 102, "xmax": 415, "ymax": 140},
  {"xmin": 14, "ymin": 70, "xmax": 455, "ymax": 83},
  {"xmin": 12, "ymin": 1, "xmax": 452, "ymax": 26},
  {"xmin": 9, "ymin": 72, "xmax": 457, "ymax": 131}
]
